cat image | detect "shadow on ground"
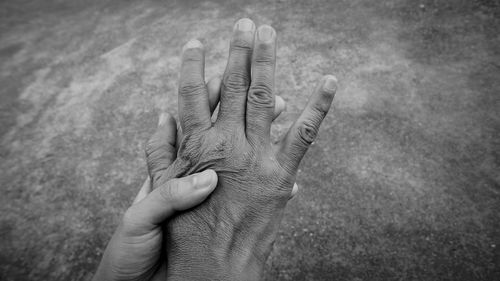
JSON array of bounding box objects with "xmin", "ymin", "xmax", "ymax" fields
[{"xmin": 0, "ymin": 0, "xmax": 499, "ymax": 280}]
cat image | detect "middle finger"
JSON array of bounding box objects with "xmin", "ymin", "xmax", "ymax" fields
[{"xmin": 216, "ymin": 18, "xmax": 256, "ymax": 129}]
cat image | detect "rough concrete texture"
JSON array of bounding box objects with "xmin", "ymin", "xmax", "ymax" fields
[{"xmin": 0, "ymin": 0, "xmax": 499, "ymax": 280}]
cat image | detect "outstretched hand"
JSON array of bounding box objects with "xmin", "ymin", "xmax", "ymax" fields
[
  {"xmin": 94, "ymin": 18, "xmax": 336, "ymax": 281},
  {"xmin": 149, "ymin": 18, "xmax": 338, "ymax": 280}
]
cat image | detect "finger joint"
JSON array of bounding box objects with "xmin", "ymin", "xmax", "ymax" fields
[
  {"xmin": 248, "ymin": 84, "xmax": 274, "ymax": 108},
  {"xmin": 231, "ymin": 38, "xmax": 253, "ymax": 53},
  {"xmin": 223, "ymin": 72, "xmax": 250, "ymax": 93},
  {"xmin": 179, "ymin": 81, "xmax": 205, "ymax": 97},
  {"xmin": 297, "ymin": 121, "xmax": 318, "ymax": 145}
]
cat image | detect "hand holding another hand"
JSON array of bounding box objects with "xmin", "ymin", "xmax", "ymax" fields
[
  {"xmin": 153, "ymin": 18, "xmax": 337, "ymax": 280},
  {"xmin": 93, "ymin": 46, "xmax": 289, "ymax": 281},
  {"xmin": 94, "ymin": 18, "xmax": 337, "ymax": 281}
]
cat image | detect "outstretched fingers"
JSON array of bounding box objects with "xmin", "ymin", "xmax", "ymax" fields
[
  {"xmin": 277, "ymin": 75, "xmax": 338, "ymax": 174},
  {"xmin": 178, "ymin": 39, "xmax": 212, "ymax": 134}
]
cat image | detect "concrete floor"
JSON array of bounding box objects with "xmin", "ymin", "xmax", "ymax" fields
[{"xmin": 0, "ymin": 0, "xmax": 499, "ymax": 280}]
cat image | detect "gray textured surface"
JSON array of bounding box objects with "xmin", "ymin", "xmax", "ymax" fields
[{"xmin": 1, "ymin": 0, "xmax": 499, "ymax": 280}]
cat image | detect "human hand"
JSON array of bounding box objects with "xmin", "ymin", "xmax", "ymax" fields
[
  {"xmin": 92, "ymin": 113, "xmax": 218, "ymax": 281},
  {"xmin": 93, "ymin": 73, "xmax": 287, "ymax": 281},
  {"xmin": 152, "ymin": 18, "xmax": 337, "ymax": 280}
]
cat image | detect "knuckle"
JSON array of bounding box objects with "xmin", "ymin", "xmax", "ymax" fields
[
  {"xmin": 231, "ymin": 38, "xmax": 253, "ymax": 52},
  {"xmin": 179, "ymin": 80, "xmax": 205, "ymax": 96},
  {"xmin": 181, "ymin": 115, "xmax": 206, "ymax": 132},
  {"xmin": 176, "ymin": 134, "xmax": 201, "ymax": 161},
  {"xmin": 269, "ymin": 178, "xmax": 295, "ymax": 201},
  {"xmin": 297, "ymin": 121, "xmax": 319, "ymax": 145},
  {"xmin": 311, "ymin": 102, "xmax": 329, "ymax": 118},
  {"xmin": 223, "ymin": 72, "xmax": 249, "ymax": 92},
  {"xmin": 254, "ymin": 56, "xmax": 274, "ymax": 66},
  {"xmin": 254, "ymin": 45, "xmax": 275, "ymax": 64},
  {"xmin": 248, "ymin": 84, "xmax": 274, "ymax": 107}
]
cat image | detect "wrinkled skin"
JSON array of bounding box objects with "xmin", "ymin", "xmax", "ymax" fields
[
  {"xmin": 93, "ymin": 79, "xmax": 287, "ymax": 281},
  {"xmin": 146, "ymin": 19, "xmax": 338, "ymax": 280}
]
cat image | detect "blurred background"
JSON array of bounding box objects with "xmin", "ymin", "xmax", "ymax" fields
[{"xmin": 0, "ymin": 0, "xmax": 499, "ymax": 280}]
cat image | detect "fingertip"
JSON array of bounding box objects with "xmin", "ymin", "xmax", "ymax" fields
[
  {"xmin": 182, "ymin": 39, "xmax": 204, "ymax": 52},
  {"xmin": 158, "ymin": 112, "xmax": 174, "ymax": 127},
  {"xmin": 134, "ymin": 170, "xmax": 216, "ymax": 225},
  {"xmin": 193, "ymin": 169, "xmax": 218, "ymax": 191},
  {"xmin": 310, "ymin": 74, "xmax": 337, "ymax": 113},
  {"xmin": 256, "ymin": 24, "xmax": 276, "ymax": 43},
  {"xmin": 158, "ymin": 112, "xmax": 168, "ymax": 126},
  {"xmin": 154, "ymin": 112, "xmax": 177, "ymax": 138},
  {"xmin": 234, "ymin": 18, "xmax": 255, "ymax": 32},
  {"xmin": 322, "ymin": 75, "xmax": 338, "ymax": 94},
  {"xmin": 168, "ymin": 169, "xmax": 217, "ymax": 211}
]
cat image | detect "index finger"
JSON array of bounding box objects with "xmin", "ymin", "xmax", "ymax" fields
[{"xmin": 178, "ymin": 39, "xmax": 212, "ymax": 134}]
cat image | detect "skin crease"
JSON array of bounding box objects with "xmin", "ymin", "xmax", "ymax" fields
[{"xmin": 93, "ymin": 18, "xmax": 336, "ymax": 281}]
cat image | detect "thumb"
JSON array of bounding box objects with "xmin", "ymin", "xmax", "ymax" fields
[{"xmin": 126, "ymin": 170, "xmax": 218, "ymax": 227}]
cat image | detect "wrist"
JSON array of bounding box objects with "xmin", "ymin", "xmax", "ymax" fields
[{"xmin": 165, "ymin": 197, "xmax": 285, "ymax": 280}]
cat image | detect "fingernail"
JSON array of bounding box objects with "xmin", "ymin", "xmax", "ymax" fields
[
  {"xmin": 158, "ymin": 112, "xmax": 168, "ymax": 126},
  {"xmin": 257, "ymin": 25, "xmax": 275, "ymax": 42},
  {"xmin": 183, "ymin": 39, "xmax": 203, "ymax": 51},
  {"xmin": 193, "ymin": 170, "xmax": 217, "ymax": 189},
  {"xmin": 323, "ymin": 75, "xmax": 338, "ymax": 92},
  {"xmin": 235, "ymin": 18, "xmax": 255, "ymax": 32}
]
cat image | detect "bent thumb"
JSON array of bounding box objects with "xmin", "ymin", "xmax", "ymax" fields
[{"xmin": 128, "ymin": 169, "xmax": 218, "ymax": 227}]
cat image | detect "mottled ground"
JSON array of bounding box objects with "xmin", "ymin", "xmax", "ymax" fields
[{"xmin": 0, "ymin": 0, "xmax": 499, "ymax": 280}]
